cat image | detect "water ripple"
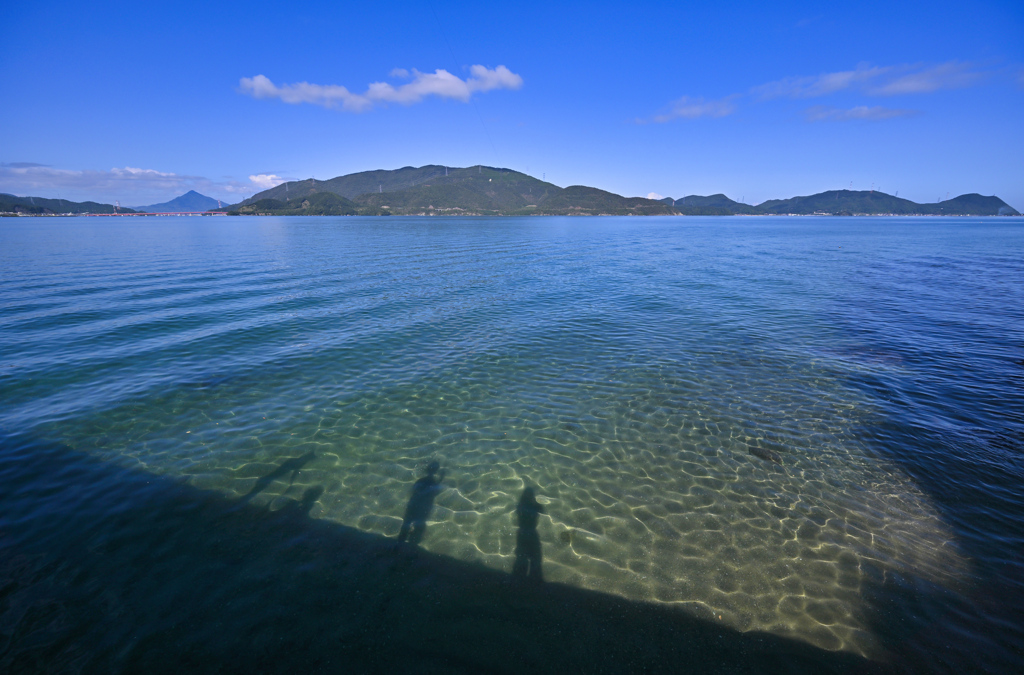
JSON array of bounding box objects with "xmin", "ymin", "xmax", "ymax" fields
[{"xmin": 2, "ymin": 216, "xmax": 1022, "ymax": 668}]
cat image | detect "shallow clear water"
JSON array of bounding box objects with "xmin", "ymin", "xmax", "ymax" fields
[{"xmin": 2, "ymin": 216, "xmax": 1022, "ymax": 670}]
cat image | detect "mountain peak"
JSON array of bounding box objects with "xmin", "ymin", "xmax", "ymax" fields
[{"xmin": 136, "ymin": 191, "xmax": 222, "ymax": 213}]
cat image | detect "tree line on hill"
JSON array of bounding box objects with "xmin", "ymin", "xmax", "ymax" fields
[{"xmin": 0, "ymin": 193, "xmax": 137, "ymax": 215}]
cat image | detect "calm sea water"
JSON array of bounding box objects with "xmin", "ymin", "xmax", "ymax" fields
[{"xmin": 1, "ymin": 215, "xmax": 1022, "ymax": 673}]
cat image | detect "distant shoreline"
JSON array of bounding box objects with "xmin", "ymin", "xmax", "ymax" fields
[
  {"xmin": 4, "ymin": 212, "xmax": 1021, "ymax": 219},
  {"xmin": 4, "ymin": 166, "xmax": 1020, "ymax": 217}
]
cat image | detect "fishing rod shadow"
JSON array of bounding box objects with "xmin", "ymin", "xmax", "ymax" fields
[{"xmin": 239, "ymin": 450, "xmax": 316, "ymax": 504}]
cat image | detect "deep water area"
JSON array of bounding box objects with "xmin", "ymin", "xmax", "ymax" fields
[{"xmin": 1, "ymin": 215, "xmax": 1022, "ymax": 673}]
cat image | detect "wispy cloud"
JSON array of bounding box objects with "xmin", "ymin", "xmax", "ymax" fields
[
  {"xmin": 795, "ymin": 16, "xmax": 823, "ymax": 28},
  {"xmin": 753, "ymin": 61, "xmax": 989, "ymax": 100},
  {"xmin": 805, "ymin": 105, "xmax": 920, "ymax": 122},
  {"xmin": 0, "ymin": 164, "xmax": 275, "ymax": 204},
  {"xmin": 644, "ymin": 60, "xmax": 999, "ymax": 127},
  {"xmin": 642, "ymin": 96, "xmax": 737, "ymax": 123},
  {"xmin": 869, "ymin": 61, "xmax": 987, "ymax": 95},
  {"xmin": 647, "ymin": 192, "xmax": 665, "ymax": 200},
  {"xmin": 753, "ymin": 65, "xmax": 889, "ymax": 99},
  {"xmin": 239, "ymin": 65, "xmax": 523, "ymax": 112},
  {"xmin": 1, "ymin": 161, "xmax": 52, "ymax": 169}
]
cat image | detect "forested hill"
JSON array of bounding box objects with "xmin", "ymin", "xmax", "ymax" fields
[
  {"xmin": 225, "ymin": 166, "xmax": 1019, "ymax": 217},
  {"xmin": 672, "ymin": 194, "xmax": 761, "ymax": 215},
  {"xmin": 757, "ymin": 190, "xmax": 1019, "ymax": 216},
  {"xmin": 249, "ymin": 166, "xmax": 451, "ymax": 203},
  {"xmin": 0, "ymin": 194, "xmax": 136, "ymax": 215},
  {"xmin": 230, "ymin": 166, "xmax": 678, "ymax": 216}
]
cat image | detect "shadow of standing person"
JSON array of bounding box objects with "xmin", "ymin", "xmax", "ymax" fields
[
  {"xmin": 397, "ymin": 461, "xmax": 446, "ymax": 546},
  {"xmin": 512, "ymin": 487, "xmax": 544, "ymax": 581}
]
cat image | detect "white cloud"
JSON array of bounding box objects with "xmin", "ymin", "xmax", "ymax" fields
[
  {"xmin": 249, "ymin": 174, "xmax": 285, "ymax": 189},
  {"xmin": 111, "ymin": 166, "xmax": 177, "ymax": 178},
  {"xmin": 239, "ymin": 65, "xmax": 523, "ymax": 112},
  {"xmin": 465, "ymin": 64, "xmax": 524, "ymax": 93},
  {"xmin": 0, "ymin": 164, "xmax": 273, "ymax": 205},
  {"xmin": 647, "ymin": 192, "xmax": 665, "ymax": 200},
  {"xmin": 805, "ymin": 105, "xmax": 920, "ymax": 121},
  {"xmin": 647, "ymin": 96, "xmax": 737, "ymax": 123},
  {"xmin": 239, "ymin": 74, "xmax": 367, "ymax": 111}
]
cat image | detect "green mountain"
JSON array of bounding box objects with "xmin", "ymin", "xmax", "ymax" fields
[
  {"xmin": 757, "ymin": 190, "xmax": 1019, "ymax": 216},
  {"xmin": 238, "ymin": 165, "xmax": 451, "ymax": 204},
  {"xmin": 918, "ymin": 193, "xmax": 1020, "ymax": 216},
  {"xmin": 135, "ymin": 190, "xmax": 223, "ymax": 213},
  {"xmin": 0, "ymin": 193, "xmax": 136, "ymax": 215},
  {"xmin": 530, "ymin": 185, "xmax": 675, "ymax": 215},
  {"xmin": 233, "ymin": 192, "xmax": 358, "ymax": 216},
  {"xmin": 758, "ymin": 190, "xmax": 924, "ymax": 215},
  {"xmin": 224, "ymin": 167, "xmax": 1019, "ymax": 217},
  {"xmin": 353, "ymin": 166, "xmax": 563, "ymax": 214},
  {"xmin": 672, "ymin": 194, "xmax": 760, "ymax": 215},
  {"xmin": 233, "ymin": 166, "xmax": 677, "ymax": 216}
]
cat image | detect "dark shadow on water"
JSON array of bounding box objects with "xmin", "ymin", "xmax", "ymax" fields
[
  {"xmin": 240, "ymin": 450, "xmax": 315, "ymax": 504},
  {"xmin": 847, "ymin": 416, "xmax": 1024, "ymax": 674},
  {"xmin": 0, "ymin": 435, "xmax": 891, "ymax": 673},
  {"xmin": 511, "ymin": 487, "xmax": 543, "ymax": 581},
  {"xmin": 396, "ymin": 461, "xmax": 444, "ymax": 545},
  {"xmin": 835, "ymin": 326, "xmax": 1024, "ymax": 672},
  {"xmin": 277, "ymin": 486, "xmax": 324, "ymax": 519}
]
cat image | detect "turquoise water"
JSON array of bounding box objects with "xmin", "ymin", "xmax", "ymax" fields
[{"xmin": 1, "ymin": 216, "xmax": 1022, "ymax": 672}]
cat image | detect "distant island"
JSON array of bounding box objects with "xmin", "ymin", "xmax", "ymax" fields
[
  {"xmin": 3, "ymin": 166, "xmax": 1019, "ymax": 217},
  {"xmin": 222, "ymin": 165, "xmax": 1020, "ymax": 217}
]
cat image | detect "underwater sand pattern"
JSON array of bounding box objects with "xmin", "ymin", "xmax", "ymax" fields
[{"xmin": 54, "ymin": 341, "xmax": 966, "ymax": 657}]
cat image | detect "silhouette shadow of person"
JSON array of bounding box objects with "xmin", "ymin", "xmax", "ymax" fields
[
  {"xmin": 512, "ymin": 487, "xmax": 544, "ymax": 581},
  {"xmin": 397, "ymin": 461, "xmax": 446, "ymax": 545}
]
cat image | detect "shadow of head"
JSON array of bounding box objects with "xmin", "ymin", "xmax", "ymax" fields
[{"xmin": 295, "ymin": 485, "xmax": 325, "ymax": 516}]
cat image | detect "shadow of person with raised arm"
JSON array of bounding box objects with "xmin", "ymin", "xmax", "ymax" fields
[
  {"xmin": 397, "ymin": 461, "xmax": 446, "ymax": 546},
  {"xmin": 240, "ymin": 450, "xmax": 315, "ymax": 503},
  {"xmin": 512, "ymin": 487, "xmax": 544, "ymax": 581}
]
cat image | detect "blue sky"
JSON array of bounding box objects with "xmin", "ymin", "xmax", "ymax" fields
[{"xmin": 1, "ymin": 0, "xmax": 1022, "ymax": 208}]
